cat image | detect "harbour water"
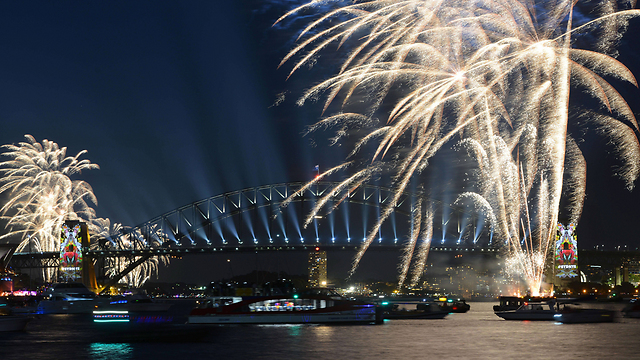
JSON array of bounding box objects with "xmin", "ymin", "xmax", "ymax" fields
[{"xmin": 2, "ymin": 302, "xmax": 638, "ymax": 359}]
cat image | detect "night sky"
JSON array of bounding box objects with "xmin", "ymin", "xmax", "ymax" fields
[
  {"xmin": 0, "ymin": 1, "xmax": 315, "ymax": 226},
  {"xmin": 1, "ymin": 1, "xmax": 639, "ymax": 283}
]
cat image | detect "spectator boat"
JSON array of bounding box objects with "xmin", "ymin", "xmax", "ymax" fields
[
  {"xmin": 188, "ymin": 288, "xmax": 383, "ymax": 325},
  {"xmin": 495, "ymin": 300, "xmax": 558, "ymax": 321}
]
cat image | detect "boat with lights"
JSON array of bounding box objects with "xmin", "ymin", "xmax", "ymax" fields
[
  {"xmin": 188, "ymin": 288, "xmax": 383, "ymax": 325},
  {"xmin": 493, "ymin": 296, "xmax": 555, "ymax": 312},
  {"xmin": 99, "ymin": 289, "xmax": 173, "ymax": 313},
  {"xmin": 622, "ymin": 299, "xmax": 640, "ymax": 318},
  {"xmin": 0, "ymin": 298, "xmax": 31, "ymax": 331},
  {"xmin": 437, "ymin": 297, "xmax": 470, "ymax": 313},
  {"xmin": 495, "ymin": 300, "xmax": 559, "ymax": 321},
  {"xmin": 557, "ymin": 304, "xmax": 616, "ymax": 323},
  {"xmin": 382, "ymin": 301, "xmax": 449, "ymax": 320},
  {"xmin": 36, "ymin": 282, "xmax": 104, "ymax": 314}
]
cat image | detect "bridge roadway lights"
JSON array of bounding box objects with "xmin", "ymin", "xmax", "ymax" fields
[
  {"xmin": 13, "ymin": 246, "xmax": 500, "ymax": 259},
  {"xmin": 104, "ymin": 181, "xmax": 496, "ymax": 252},
  {"xmin": 88, "ymin": 245, "xmax": 501, "ymax": 254},
  {"xmin": 10, "ymin": 246, "xmax": 501, "ymax": 270}
]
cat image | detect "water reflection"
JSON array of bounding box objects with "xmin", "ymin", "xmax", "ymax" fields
[
  {"xmin": 313, "ymin": 325, "xmax": 334, "ymax": 339},
  {"xmin": 288, "ymin": 324, "xmax": 302, "ymax": 337},
  {"xmin": 89, "ymin": 343, "xmax": 133, "ymax": 360}
]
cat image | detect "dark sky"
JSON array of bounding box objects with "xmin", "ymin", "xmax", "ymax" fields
[{"xmin": 1, "ymin": 1, "xmax": 639, "ymax": 283}]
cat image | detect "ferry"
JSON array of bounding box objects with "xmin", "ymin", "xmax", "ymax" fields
[{"xmin": 188, "ymin": 288, "xmax": 383, "ymax": 325}]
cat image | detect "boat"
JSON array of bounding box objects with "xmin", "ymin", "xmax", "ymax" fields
[
  {"xmin": 1, "ymin": 293, "xmax": 39, "ymax": 314},
  {"xmin": 383, "ymin": 302, "xmax": 449, "ymax": 319},
  {"xmin": 0, "ymin": 298, "xmax": 31, "ymax": 331},
  {"xmin": 91, "ymin": 290, "xmax": 175, "ymax": 324},
  {"xmin": 437, "ymin": 297, "xmax": 470, "ymax": 313},
  {"xmin": 188, "ymin": 288, "xmax": 383, "ymax": 325},
  {"xmin": 622, "ymin": 299, "xmax": 640, "ymax": 318},
  {"xmin": 36, "ymin": 282, "xmax": 104, "ymax": 314},
  {"xmin": 495, "ymin": 300, "xmax": 559, "ymax": 321},
  {"xmin": 98, "ymin": 289, "xmax": 173, "ymax": 313},
  {"xmin": 493, "ymin": 295, "xmax": 554, "ymax": 312},
  {"xmin": 557, "ymin": 304, "xmax": 616, "ymax": 323}
]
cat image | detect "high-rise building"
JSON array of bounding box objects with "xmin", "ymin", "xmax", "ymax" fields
[{"xmin": 308, "ymin": 248, "xmax": 327, "ymax": 287}]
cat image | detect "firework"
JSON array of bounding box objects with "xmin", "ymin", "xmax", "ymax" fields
[
  {"xmin": 280, "ymin": 1, "xmax": 640, "ymax": 292},
  {"xmin": 90, "ymin": 218, "xmax": 170, "ymax": 288},
  {"xmin": 0, "ymin": 135, "xmax": 166, "ymax": 286},
  {"xmin": 0, "ymin": 135, "xmax": 99, "ymax": 282}
]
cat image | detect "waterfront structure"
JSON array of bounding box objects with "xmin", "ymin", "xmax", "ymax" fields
[
  {"xmin": 0, "ymin": 244, "xmax": 16, "ymax": 295},
  {"xmin": 59, "ymin": 220, "xmax": 97, "ymax": 291},
  {"xmin": 308, "ymin": 248, "xmax": 327, "ymax": 287},
  {"xmin": 553, "ymin": 223, "xmax": 579, "ymax": 288}
]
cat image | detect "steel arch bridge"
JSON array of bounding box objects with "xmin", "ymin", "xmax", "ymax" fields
[
  {"xmin": 11, "ymin": 181, "xmax": 501, "ymax": 283},
  {"xmin": 96, "ymin": 181, "xmax": 498, "ymax": 253}
]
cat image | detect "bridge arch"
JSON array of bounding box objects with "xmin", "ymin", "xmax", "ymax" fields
[{"xmin": 100, "ymin": 181, "xmax": 495, "ymax": 252}]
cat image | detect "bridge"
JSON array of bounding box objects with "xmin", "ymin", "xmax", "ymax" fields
[{"xmin": 10, "ymin": 181, "xmax": 501, "ymax": 281}]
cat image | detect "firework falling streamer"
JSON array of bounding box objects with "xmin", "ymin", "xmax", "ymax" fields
[
  {"xmin": 279, "ymin": 1, "xmax": 640, "ymax": 292},
  {"xmin": 408, "ymin": 202, "xmax": 434, "ymax": 287},
  {"xmin": 90, "ymin": 218, "xmax": 169, "ymax": 288},
  {"xmin": 397, "ymin": 198, "xmax": 422, "ymax": 288}
]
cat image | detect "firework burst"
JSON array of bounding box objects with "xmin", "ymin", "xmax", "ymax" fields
[{"xmin": 279, "ymin": 0, "xmax": 640, "ymax": 292}]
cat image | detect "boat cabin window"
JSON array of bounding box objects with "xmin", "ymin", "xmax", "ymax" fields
[
  {"xmin": 52, "ymin": 283, "xmax": 90, "ymax": 291},
  {"xmin": 246, "ymin": 298, "xmax": 335, "ymax": 312},
  {"xmin": 392, "ymin": 303, "xmax": 438, "ymax": 311},
  {"xmin": 201, "ymin": 297, "xmax": 242, "ymax": 308},
  {"xmin": 521, "ymin": 303, "xmax": 550, "ymax": 311}
]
